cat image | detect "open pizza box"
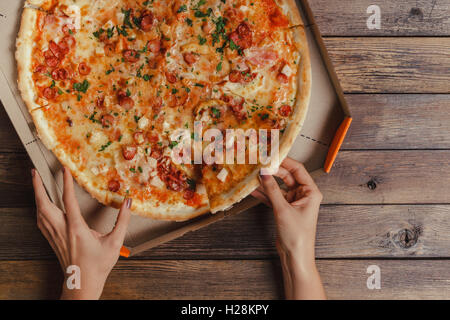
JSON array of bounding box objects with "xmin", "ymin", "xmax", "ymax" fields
[{"xmin": 0, "ymin": 0, "xmax": 351, "ymax": 257}]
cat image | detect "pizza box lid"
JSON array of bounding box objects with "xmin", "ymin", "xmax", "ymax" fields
[{"xmin": 0, "ymin": 0, "xmax": 351, "ymax": 257}]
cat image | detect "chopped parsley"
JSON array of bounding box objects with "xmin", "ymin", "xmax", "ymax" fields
[
  {"xmin": 177, "ymin": 5, "xmax": 187, "ymax": 13},
  {"xmin": 73, "ymin": 80, "xmax": 90, "ymax": 93},
  {"xmin": 198, "ymin": 35, "xmax": 207, "ymax": 45},
  {"xmin": 99, "ymin": 141, "xmax": 112, "ymax": 152}
]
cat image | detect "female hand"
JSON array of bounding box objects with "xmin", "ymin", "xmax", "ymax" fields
[
  {"xmin": 32, "ymin": 167, "xmax": 132, "ymax": 300},
  {"xmin": 251, "ymin": 157, "xmax": 326, "ymax": 300}
]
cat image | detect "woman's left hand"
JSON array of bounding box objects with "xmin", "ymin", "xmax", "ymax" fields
[{"xmin": 32, "ymin": 167, "xmax": 132, "ymax": 300}]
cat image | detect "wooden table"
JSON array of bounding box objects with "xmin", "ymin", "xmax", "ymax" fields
[{"xmin": 1, "ymin": 0, "xmax": 449, "ymax": 299}]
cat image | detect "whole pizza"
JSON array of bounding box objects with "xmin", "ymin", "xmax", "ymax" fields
[{"xmin": 16, "ymin": 0, "xmax": 311, "ymax": 220}]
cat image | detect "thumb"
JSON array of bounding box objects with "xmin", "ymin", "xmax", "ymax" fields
[
  {"xmin": 107, "ymin": 198, "xmax": 132, "ymax": 246},
  {"xmin": 259, "ymin": 172, "xmax": 289, "ymax": 211}
]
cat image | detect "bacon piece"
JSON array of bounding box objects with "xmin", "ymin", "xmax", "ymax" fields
[
  {"xmin": 246, "ymin": 47, "xmax": 278, "ymax": 67},
  {"xmin": 140, "ymin": 12, "xmax": 154, "ymax": 31},
  {"xmin": 279, "ymin": 105, "xmax": 292, "ymax": 117},
  {"xmin": 183, "ymin": 52, "xmax": 198, "ymax": 65},
  {"xmin": 229, "ymin": 70, "xmax": 256, "ymax": 84},
  {"xmin": 51, "ymin": 68, "xmax": 68, "ymax": 80},
  {"xmin": 165, "ymin": 71, "xmax": 177, "ymax": 83},
  {"xmin": 123, "ymin": 50, "xmax": 140, "ymax": 63},
  {"xmin": 78, "ymin": 62, "xmax": 91, "ymax": 75},
  {"xmin": 108, "ymin": 179, "xmax": 121, "ymax": 192},
  {"xmin": 122, "ymin": 145, "xmax": 137, "ymax": 160},
  {"xmin": 43, "ymin": 87, "xmax": 57, "ymax": 100},
  {"xmin": 157, "ymin": 156, "xmax": 188, "ymax": 192}
]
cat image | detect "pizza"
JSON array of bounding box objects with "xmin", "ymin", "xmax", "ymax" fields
[{"xmin": 16, "ymin": 0, "xmax": 311, "ymax": 220}]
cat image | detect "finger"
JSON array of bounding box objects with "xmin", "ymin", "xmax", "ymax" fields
[
  {"xmin": 259, "ymin": 172, "xmax": 289, "ymax": 210},
  {"xmin": 32, "ymin": 169, "xmax": 53, "ymax": 212},
  {"xmin": 281, "ymin": 157, "xmax": 317, "ymax": 187},
  {"xmin": 274, "ymin": 166, "xmax": 297, "ymax": 188},
  {"xmin": 107, "ymin": 198, "xmax": 132, "ymax": 246},
  {"xmin": 62, "ymin": 167, "xmax": 85, "ymax": 228},
  {"xmin": 251, "ymin": 189, "xmax": 272, "ymax": 207}
]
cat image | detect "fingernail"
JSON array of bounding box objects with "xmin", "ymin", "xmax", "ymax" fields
[
  {"xmin": 259, "ymin": 169, "xmax": 270, "ymax": 180},
  {"xmin": 126, "ymin": 198, "xmax": 132, "ymax": 209},
  {"xmin": 31, "ymin": 168, "xmax": 36, "ymax": 177},
  {"xmin": 62, "ymin": 167, "xmax": 65, "ymax": 173}
]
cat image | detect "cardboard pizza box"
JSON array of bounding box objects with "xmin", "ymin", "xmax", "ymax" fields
[{"xmin": 0, "ymin": 0, "xmax": 351, "ymax": 257}]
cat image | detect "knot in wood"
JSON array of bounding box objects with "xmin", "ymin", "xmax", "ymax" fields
[
  {"xmin": 397, "ymin": 228, "xmax": 418, "ymax": 249},
  {"xmin": 367, "ymin": 179, "xmax": 377, "ymax": 190}
]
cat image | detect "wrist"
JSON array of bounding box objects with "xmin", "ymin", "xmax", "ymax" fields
[
  {"xmin": 60, "ymin": 274, "xmax": 105, "ymax": 300},
  {"xmin": 278, "ymin": 244, "xmax": 317, "ymax": 279}
]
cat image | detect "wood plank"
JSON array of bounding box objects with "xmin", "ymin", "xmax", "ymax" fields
[
  {"xmin": 316, "ymin": 150, "xmax": 450, "ymax": 204},
  {"xmin": 2, "ymin": 204, "xmax": 449, "ymax": 260},
  {"xmin": 309, "ymin": 0, "xmax": 450, "ymax": 36},
  {"xmin": 0, "ymin": 105, "xmax": 24, "ymax": 153},
  {"xmin": 0, "ymin": 152, "xmax": 34, "ymax": 207},
  {"xmin": 0, "ymin": 259, "xmax": 448, "ymax": 299},
  {"xmin": 324, "ymin": 38, "xmax": 450, "ymax": 93},
  {"xmin": 343, "ymin": 94, "xmax": 450, "ymax": 150},
  {"xmin": 0, "ymin": 151, "xmax": 448, "ymax": 207}
]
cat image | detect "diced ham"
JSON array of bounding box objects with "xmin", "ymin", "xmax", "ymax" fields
[{"xmin": 104, "ymin": 43, "xmax": 116, "ymax": 57}]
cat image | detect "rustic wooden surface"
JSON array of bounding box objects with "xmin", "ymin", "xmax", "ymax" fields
[{"xmin": 1, "ymin": 1, "xmax": 450, "ymax": 299}]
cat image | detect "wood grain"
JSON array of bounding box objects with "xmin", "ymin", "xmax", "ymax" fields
[
  {"xmin": 343, "ymin": 94, "xmax": 450, "ymax": 149},
  {"xmin": 309, "ymin": 0, "xmax": 450, "ymax": 36},
  {"xmin": 0, "ymin": 259, "xmax": 448, "ymax": 299},
  {"xmin": 316, "ymin": 150, "xmax": 450, "ymax": 204},
  {"xmin": 1, "ymin": 204, "xmax": 449, "ymax": 260},
  {"xmin": 324, "ymin": 38, "xmax": 450, "ymax": 93}
]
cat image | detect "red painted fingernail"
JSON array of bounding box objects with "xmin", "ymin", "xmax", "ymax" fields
[
  {"xmin": 31, "ymin": 169, "xmax": 36, "ymax": 177},
  {"xmin": 62, "ymin": 167, "xmax": 65, "ymax": 173},
  {"xmin": 126, "ymin": 198, "xmax": 132, "ymax": 209}
]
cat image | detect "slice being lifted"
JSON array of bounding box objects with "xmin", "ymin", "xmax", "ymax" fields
[{"xmin": 16, "ymin": 0, "xmax": 310, "ymax": 220}]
